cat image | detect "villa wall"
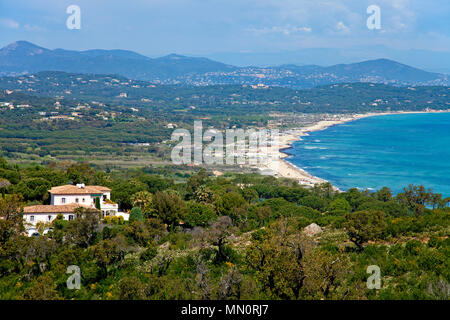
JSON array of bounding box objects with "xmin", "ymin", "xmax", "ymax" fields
[
  {"xmin": 50, "ymin": 192, "xmax": 111, "ymax": 206},
  {"xmin": 51, "ymin": 194, "xmax": 95, "ymax": 206},
  {"xmin": 24, "ymin": 212, "xmax": 75, "ymax": 225}
]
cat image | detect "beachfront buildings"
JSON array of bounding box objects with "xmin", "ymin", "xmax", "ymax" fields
[{"xmin": 23, "ymin": 184, "xmax": 118, "ymax": 230}]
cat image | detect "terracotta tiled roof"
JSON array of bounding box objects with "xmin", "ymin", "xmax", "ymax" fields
[
  {"xmin": 23, "ymin": 203, "xmax": 93, "ymax": 214},
  {"xmin": 90, "ymin": 185, "xmax": 112, "ymax": 192},
  {"xmin": 48, "ymin": 185, "xmax": 111, "ymax": 195}
]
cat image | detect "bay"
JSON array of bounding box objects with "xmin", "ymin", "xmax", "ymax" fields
[{"xmin": 286, "ymin": 113, "xmax": 450, "ymax": 196}]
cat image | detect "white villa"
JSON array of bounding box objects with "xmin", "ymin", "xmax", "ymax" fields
[{"xmin": 23, "ymin": 184, "xmax": 119, "ymax": 230}]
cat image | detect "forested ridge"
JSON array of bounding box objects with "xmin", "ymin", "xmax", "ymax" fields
[{"xmin": 1, "ymin": 72, "xmax": 449, "ymax": 114}]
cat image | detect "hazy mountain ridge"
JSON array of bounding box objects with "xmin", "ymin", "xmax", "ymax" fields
[
  {"xmin": 0, "ymin": 41, "xmax": 235, "ymax": 80},
  {"xmin": 0, "ymin": 41, "xmax": 447, "ymax": 88}
]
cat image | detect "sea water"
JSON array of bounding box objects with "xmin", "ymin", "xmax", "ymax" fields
[{"xmin": 286, "ymin": 113, "xmax": 450, "ymax": 197}]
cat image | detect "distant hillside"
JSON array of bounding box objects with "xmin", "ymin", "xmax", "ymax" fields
[
  {"xmin": 1, "ymin": 71, "xmax": 448, "ymax": 114},
  {"xmin": 0, "ymin": 41, "xmax": 448, "ymax": 88},
  {"xmin": 0, "ymin": 41, "xmax": 235, "ymax": 81},
  {"xmin": 263, "ymin": 59, "xmax": 449, "ymax": 88}
]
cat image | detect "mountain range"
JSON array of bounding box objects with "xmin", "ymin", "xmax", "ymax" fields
[
  {"xmin": 0, "ymin": 41, "xmax": 448, "ymax": 88},
  {"xmin": 206, "ymin": 47, "xmax": 450, "ymax": 74}
]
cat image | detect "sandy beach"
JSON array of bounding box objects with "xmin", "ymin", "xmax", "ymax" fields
[{"xmin": 260, "ymin": 110, "xmax": 450, "ymax": 188}]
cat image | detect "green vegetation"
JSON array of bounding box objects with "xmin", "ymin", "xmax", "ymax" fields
[
  {"xmin": 0, "ymin": 159, "xmax": 448, "ymax": 300},
  {"xmin": 0, "ymin": 72, "xmax": 448, "ymax": 300},
  {"xmin": 0, "ymin": 72, "xmax": 449, "ymax": 167},
  {"xmin": 129, "ymin": 207, "xmax": 144, "ymax": 223}
]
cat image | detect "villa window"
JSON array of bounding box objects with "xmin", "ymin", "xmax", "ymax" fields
[
  {"xmin": 68, "ymin": 215, "xmax": 74, "ymax": 221},
  {"xmin": 30, "ymin": 216, "xmax": 34, "ymax": 222},
  {"xmin": 82, "ymin": 198, "xmax": 85, "ymax": 202},
  {"xmin": 61, "ymin": 197, "xmax": 66, "ymax": 204},
  {"xmin": 48, "ymin": 215, "xmax": 52, "ymax": 221},
  {"xmin": 75, "ymin": 198, "xmax": 79, "ymax": 203}
]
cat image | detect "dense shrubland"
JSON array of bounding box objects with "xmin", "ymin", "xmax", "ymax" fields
[{"xmin": 0, "ymin": 159, "xmax": 448, "ymax": 300}]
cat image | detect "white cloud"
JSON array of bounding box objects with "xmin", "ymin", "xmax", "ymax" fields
[
  {"xmin": 24, "ymin": 24, "xmax": 44, "ymax": 31},
  {"xmin": 335, "ymin": 21, "xmax": 350, "ymax": 33},
  {"xmin": 246, "ymin": 25, "xmax": 312, "ymax": 36},
  {"xmin": 0, "ymin": 18, "xmax": 20, "ymax": 29},
  {"xmin": 292, "ymin": 26, "xmax": 312, "ymax": 33}
]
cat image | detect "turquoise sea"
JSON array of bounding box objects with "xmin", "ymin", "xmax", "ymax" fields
[{"xmin": 286, "ymin": 113, "xmax": 450, "ymax": 197}]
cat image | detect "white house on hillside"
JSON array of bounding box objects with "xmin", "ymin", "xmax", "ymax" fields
[{"xmin": 23, "ymin": 184, "xmax": 119, "ymax": 230}]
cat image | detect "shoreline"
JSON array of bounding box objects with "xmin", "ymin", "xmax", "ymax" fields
[{"xmin": 262, "ymin": 109, "xmax": 450, "ymax": 188}]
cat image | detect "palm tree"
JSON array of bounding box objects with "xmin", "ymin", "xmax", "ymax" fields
[
  {"xmin": 0, "ymin": 178, "xmax": 10, "ymax": 198},
  {"xmin": 130, "ymin": 191, "xmax": 153, "ymax": 214}
]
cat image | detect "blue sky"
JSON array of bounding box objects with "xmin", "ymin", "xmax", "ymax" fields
[{"xmin": 0, "ymin": 0, "xmax": 449, "ymax": 62}]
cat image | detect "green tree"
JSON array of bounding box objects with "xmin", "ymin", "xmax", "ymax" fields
[
  {"xmin": 123, "ymin": 220, "xmax": 151, "ymax": 246},
  {"xmin": 0, "ymin": 178, "xmax": 10, "ymax": 197},
  {"xmin": 396, "ymin": 184, "xmax": 432, "ymax": 216},
  {"xmin": 10, "ymin": 177, "xmax": 51, "ymax": 201},
  {"xmin": 0, "ymin": 194, "xmax": 24, "ymax": 248},
  {"xmin": 186, "ymin": 168, "xmax": 208, "ymax": 198},
  {"xmin": 152, "ymin": 191, "xmax": 185, "ymax": 230},
  {"xmin": 298, "ymin": 195, "xmax": 328, "ymax": 212},
  {"xmin": 66, "ymin": 207, "xmax": 101, "ymax": 248},
  {"xmin": 311, "ymin": 182, "xmax": 335, "ymax": 199},
  {"xmin": 376, "ymin": 187, "xmax": 392, "ymax": 202},
  {"xmin": 92, "ymin": 235, "xmax": 127, "ymax": 277},
  {"xmin": 129, "ymin": 207, "xmax": 144, "ymax": 223},
  {"xmin": 428, "ymin": 193, "xmax": 443, "ymax": 210},
  {"xmin": 245, "ymin": 220, "xmax": 309, "ymax": 299},
  {"xmin": 184, "ymin": 202, "xmax": 217, "ymax": 227},
  {"xmin": 328, "ymin": 198, "xmax": 351, "ymax": 215},
  {"xmin": 130, "ymin": 191, "xmax": 154, "ymax": 214},
  {"xmin": 216, "ymin": 191, "xmax": 247, "ymax": 221},
  {"xmin": 344, "ymin": 188, "xmax": 371, "ymax": 211},
  {"xmin": 138, "ymin": 174, "xmax": 173, "ymax": 194},
  {"xmin": 194, "ymin": 185, "xmax": 214, "ymax": 204},
  {"xmin": 303, "ymin": 249, "xmax": 351, "ymax": 299},
  {"xmin": 66, "ymin": 163, "xmax": 96, "ymax": 185},
  {"xmin": 345, "ymin": 210, "xmax": 387, "ymax": 250},
  {"xmin": 111, "ymin": 179, "xmax": 148, "ymax": 210},
  {"xmin": 255, "ymin": 206, "xmax": 271, "ymax": 226},
  {"xmin": 241, "ymin": 187, "xmax": 259, "ymax": 204}
]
